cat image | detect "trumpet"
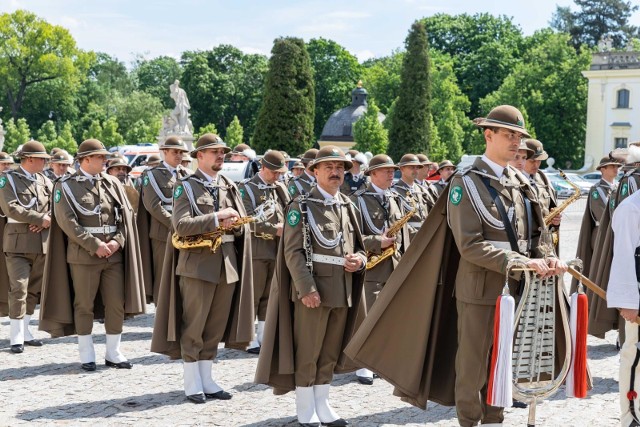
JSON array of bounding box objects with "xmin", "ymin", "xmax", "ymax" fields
[{"xmin": 544, "ymin": 169, "xmax": 581, "ymax": 227}]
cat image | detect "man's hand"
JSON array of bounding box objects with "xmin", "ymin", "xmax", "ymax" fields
[
  {"xmin": 526, "ymin": 258, "xmax": 550, "ymax": 277},
  {"xmin": 275, "ymin": 223, "xmax": 284, "ymax": 237},
  {"xmin": 344, "ymin": 253, "xmax": 363, "ymax": 273},
  {"xmin": 621, "ymin": 308, "xmax": 639, "ymax": 323},
  {"xmin": 29, "ymin": 225, "xmax": 44, "ymax": 233},
  {"xmin": 380, "ymin": 230, "xmax": 395, "ymax": 249},
  {"xmin": 41, "ymin": 214, "xmax": 51, "ymax": 228},
  {"xmin": 95, "ymin": 242, "xmax": 112, "ymax": 258},
  {"xmin": 551, "ymin": 214, "xmax": 561, "ymax": 227},
  {"xmin": 217, "ymin": 207, "xmax": 240, "ymax": 228},
  {"xmin": 106, "ymin": 240, "xmax": 120, "ymax": 255},
  {"xmin": 301, "ymin": 291, "xmax": 321, "ymax": 308},
  {"xmin": 546, "ymin": 257, "xmax": 567, "ymax": 275}
]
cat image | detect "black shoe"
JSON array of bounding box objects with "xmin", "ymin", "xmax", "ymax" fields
[
  {"xmin": 357, "ymin": 376, "xmax": 373, "ymax": 385},
  {"xmin": 81, "ymin": 362, "xmax": 97, "ymax": 371},
  {"xmin": 10, "ymin": 344, "xmax": 24, "ymax": 353},
  {"xmin": 322, "ymin": 420, "xmax": 349, "ymax": 427},
  {"xmin": 105, "ymin": 359, "xmax": 133, "ymax": 369},
  {"xmin": 204, "ymin": 390, "xmax": 232, "ymax": 400},
  {"xmin": 24, "ymin": 339, "xmax": 43, "ymax": 347},
  {"xmin": 512, "ymin": 399, "xmax": 527, "ymax": 408},
  {"xmin": 186, "ymin": 393, "xmax": 206, "ymax": 404},
  {"xmin": 299, "ymin": 424, "xmax": 320, "ymax": 427},
  {"xmin": 246, "ymin": 346, "xmax": 260, "ymax": 355}
]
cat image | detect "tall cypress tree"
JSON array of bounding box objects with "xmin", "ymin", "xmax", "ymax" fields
[
  {"xmin": 387, "ymin": 21, "xmax": 431, "ymax": 161},
  {"xmin": 252, "ymin": 37, "xmax": 315, "ymax": 155}
]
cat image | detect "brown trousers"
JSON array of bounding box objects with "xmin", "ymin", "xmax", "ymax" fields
[
  {"xmin": 293, "ymin": 301, "xmax": 348, "ymax": 387},
  {"xmin": 252, "ymin": 259, "xmax": 274, "ymax": 320},
  {"xmin": 455, "ymin": 300, "xmax": 503, "ymax": 427},
  {"xmin": 5, "ymin": 253, "xmax": 45, "ymax": 319},
  {"xmin": 70, "ymin": 261, "xmax": 125, "ymax": 335},
  {"xmin": 151, "ymin": 238, "xmax": 167, "ymax": 304},
  {"xmin": 362, "ymin": 281, "xmax": 384, "ymax": 312},
  {"xmin": 179, "ymin": 275, "xmax": 235, "ymax": 362}
]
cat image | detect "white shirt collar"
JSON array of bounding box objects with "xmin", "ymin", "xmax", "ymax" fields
[
  {"xmin": 19, "ymin": 166, "xmax": 32, "ymax": 179},
  {"xmin": 163, "ymin": 161, "xmax": 176, "ymax": 174},
  {"xmin": 304, "ymin": 171, "xmax": 315, "ymax": 182},
  {"xmin": 481, "ymin": 155, "xmax": 507, "ymax": 178},
  {"xmin": 80, "ymin": 167, "xmax": 100, "ymax": 180},
  {"xmin": 198, "ymin": 168, "xmax": 217, "ymax": 184},
  {"xmin": 371, "ymin": 183, "xmax": 386, "ymax": 196},
  {"xmin": 316, "ymin": 184, "xmax": 339, "ymax": 201}
]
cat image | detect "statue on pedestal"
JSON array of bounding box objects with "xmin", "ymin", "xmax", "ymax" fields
[{"xmin": 158, "ymin": 80, "xmax": 195, "ymax": 150}]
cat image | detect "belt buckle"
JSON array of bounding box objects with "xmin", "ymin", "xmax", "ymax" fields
[{"xmin": 103, "ymin": 225, "xmax": 111, "ymax": 234}]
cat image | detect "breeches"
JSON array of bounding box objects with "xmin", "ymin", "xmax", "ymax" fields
[
  {"xmin": 252, "ymin": 258, "xmax": 274, "ymax": 320},
  {"xmin": 151, "ymin": 238, "xmax": 167, "ymax": 304},
  {"xmin": 5, "ymin": 253, "xmax": 44, "ymax": 319}
]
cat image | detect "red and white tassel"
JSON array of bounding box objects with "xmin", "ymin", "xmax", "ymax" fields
[
  {"xmin": 487, "ymin": 285, "xmax": 515, "ymax": 408},
  {"xmin": 566, "ymin": 286, "xmax": 588, "ymax": 398}
]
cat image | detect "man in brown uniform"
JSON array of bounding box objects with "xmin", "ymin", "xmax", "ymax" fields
[
  {"xmin": 238, "ymin": 150, "xmax": 289, "ymax": 354},
  {"xmin": 351, "ymin": 154, "xmax": 409, "ymax": 385},
  {"xmin": 0, "ymin": 141, "xmax": 52, "ymax": 353},
  {"xmin": 152, "ymin": 133, "xmax": 253, "ymax": 404},
  {"xmin": 288, "ymin": 148, "xmax": 318, "ymax": 198},
  {"xmin": 340, "ymin": 149, "xmax": 368, "ymax": 196},
  {"xmin": 43, "ymin": 151, "xmax": 72, "ymax": 182},
  {"xmin": 391, "ymin": 154, "xmax": 429, "ymax": 241},
  {"xmin": 523, "ymin": 139, "xmax": 561, "ymax": 234},
  {"xmin": 137, "ymin": 136, "xmax": 190, "ymax": 304},
  {"xmin": 51, "ymin": 139, "xmax": 140, "ymax": 371},
  {"xmin": 427, "ymin": 160, "xmax": 456, "ymax": 201},
  {"xmin": 415, "ymin": 154, "xmax": 436, "ymax": 209},
  {"xmin": 0, "ymin": 151, "xmax": 15, "ymax": 172},
  {"xmin": 106, "ymin": 158, "xmax": 140, "ymax": 214}
]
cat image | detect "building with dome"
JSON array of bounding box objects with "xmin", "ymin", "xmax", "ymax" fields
[{"xmin": 317, "ymin": 82, "xmax": 385, "ymax": 150}]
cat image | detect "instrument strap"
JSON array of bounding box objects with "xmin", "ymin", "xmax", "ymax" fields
[
  {"xmin": 523, "ymin": 193, "xmax": 533, "ymax": 256},
  {"xmin": 481, "ymin": 177, "xmax": 520, "ymax": 254}
]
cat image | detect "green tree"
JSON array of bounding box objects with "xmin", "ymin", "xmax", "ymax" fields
[
  {"xmin": 361, "ymin": 51, "xmax": 403, "ymax": 114},
  {"xmin": 387, "ymin": 21, "xmax": 432, "ymax": 161},
  {"xmin": 353, "ymin": 100, "xmax": 388, "ymax": 155},
  {"xmin": 306, "ymin": 38, "xmax": 362, "ymax": 138},
  {"xmin": 134, "ymin": 55, "xmax": 182, "ymax": 109},
  {"xmin": 3, "ymin": 117, "xmax": 31, "ymax": 154},
  {"xmin": 551, "ymin": 0, "xmax": 639, "ymax": 49},
  {"xmin": 125, "ymin": 119, "xmax": 159, "ymax": 144},
  {"xmin": 225, "ymin": 116, "xmax": 244, "ymax": 148},
  {"xmin": 55, "ymin": 120, "xmax": 78, "ymax": 154},
  {"xmin": 114, "ymin": 91, "xmax": 163, "ymax": 143},
  {"xmin": 480, "ymin": 31, "xmax": 589, "ymax": 166},
  {"xmin": 0, "ymin": 10, "xmax": 91, "ymax": 119},
  {"xmin": 36, "ymin": 120, "xmax": 57, "ymax": 147},
  {"xmin": 194, "ymin": 123, "xmax": 219, "ymax": 141},
  {"xmin": 100, "ymin": 117, "xmax": 124, "ymax": 148},
  {"xmin": 252, "ymin": 37, "xmax": 315, "ymax": 155},
  {"xmin": 82, "ymin": 119, "xmax": 103, "ymax": 142}
]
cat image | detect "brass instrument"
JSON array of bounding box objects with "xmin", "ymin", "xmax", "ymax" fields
[
  {"xmin": 365, "ymin": 197, "xmax": 416, "ymax": 270},
  {"xmin": 172, "ymin": 199, "xmax": 276, "ymax": 253},
  {"xmin": 543, "ymin": 169, "xmax": 581, "ymax": 227}
]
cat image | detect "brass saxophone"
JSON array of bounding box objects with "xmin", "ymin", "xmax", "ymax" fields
[
  {"xmin": 365, "ymin": 197, "xmax": 416, "ymax": 270},
  {"xmin": 172, "ymin": 199, "xmax": 276, "ymax": 253},
  {"xmin": 543, "ymin": 169, "xmax": 581, "ymax": 227}
]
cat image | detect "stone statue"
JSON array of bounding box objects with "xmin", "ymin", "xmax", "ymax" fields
[
  {"xmin": 168, "ymin": 80, "xmax": 193, "ymax": 135},
  {"xmin": 597, "ymin": 35, "xmax": 613, "ymax": 52}
]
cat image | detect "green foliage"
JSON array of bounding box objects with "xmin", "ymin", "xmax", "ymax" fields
[
  {"xmin": 37, "ymin": 120, "xmax": 57, "ymax": 147},
  {"xmin": 3, "ymin": 118, "xmax": 31, "ymax": 154},
  {"xmin": 82, "ymin": 119, "xmax": 103, "ymax": 141},
  {"xmin": 225, "ymin": 116, "xmax": 244, "ymax": 148},
  {"xmin": 361, "ymin": 51, "xmax": 403, "ymax": 114},
  {"xmin": 551, "ymin": 0, "xmax": 639, "ymax": 49},
  {"xmin": 134, "ymin": 55, "xmax": 182, "ymax": 109},
  {"xmin": 353, "ymin": 101, "xmax": 388, "ymax": 155},
  {"xmin": 387, "ymin": 21, "xmax": 432, "ymax": 161},
  {"xmin": 194, "ymin": 123, "xmax": 219, "ymax": 141},
  {"xmin": 100, "ymin": 117, "xmax": 124, "ymax": 148},
  {"xmin": 252, "ymin": 37, "xmax": 315, "ymax": 156},
  {"xmin": 480, "ymin": 32, "xmax": 590, "ymax": 166},
  {"xmin": 55, "ymin": 120, "xmax": 78, "ymax": 154},
  {"xmin": 125, "ymin": 119, "xmax": 159, "ymax": 145},
  {"xmin": 306, "ymin": 38, "xmax": 362, "ymax": 138},
  {"xmin": 113, "ymin": 91, "xmax": 163, "ymax": 143}
]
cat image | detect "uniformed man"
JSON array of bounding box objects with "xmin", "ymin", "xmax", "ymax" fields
[
  {"xmin": 106, "ymin": 158, "xmax": 140, "ymax": 214},
  {"xmin": 523, "ymin": 139, "xmax": 561, "ymax": 233},
  {"xmin": 229, "ymin": 143, "xmax": 254, "ymax": 162},
  {"xmin": 0, "ymin": 140, "xmax": 52, "ymax": 353},
  {"xmin": 137, "ymin": 136, "xmax": 190, "ymax": 304},
  {"xmin": 151, "ymin": 133, "xmax": 254, "ymax": 404},
  {"xmin": 391, "ymin": 154, "xmax": 429, "ymax": 241},
  {"xmin": 256, "ymin": 145, "xmax": 366, "ymax": 427},
  {"xmin": 288, "ymin": 148, "xmax": 318, "ymax": 198},
  {"xmin": 415, "ymin": 154, "xmax": 436, "ymax": 209},
  {"xmin": 427, "ymin": 160, "xmax": 456, "ymax": 202},
  {"xmin": 180, "ymin": 153, "xmax": 193, "ymax": 170},
  {"xmin": 145, "ymin": 154, "xmax": 162, "ymax": 168},
  {"xmin": 43, "ymin": 139, "xmax": 145, "ymax": 371},
  {"xmin": 350, "ymin": 154, "xmax": 409, "ymax": 385},
  {"xmin": 508, "ymin": 140, "xmax": 534, "ymax": 172},
  {"xmin": 0, "ymin": 152, "xmax": 15, "ymax": 173},
  {"xmin": 340, "ymin": 150, "xmax": 368, "ymax": 196},
  {"xmin": 44, "ymin": 151, "xmax": 73, "ymax": 181},
  {"xmin": 238, "ymin": 150, "xmax": 290, "ymax": 354}
]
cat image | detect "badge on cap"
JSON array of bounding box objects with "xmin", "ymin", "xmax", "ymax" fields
[
  {"xmin": 287, "ymin": 209, "xmax": 301, "ymax": 226},
  {"xmin": 450, "ymin": 185, "xmax": 463, "ymax": 205}
]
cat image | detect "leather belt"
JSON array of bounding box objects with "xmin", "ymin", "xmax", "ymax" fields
[
  {"xmin": 84, "ymin": 225, "xmax": 117, "ymax": 234},
  {"xmin": 408, "ymin": 221, "xmax": 423, "ymax": 228},
  {"xmin": 221, "ymin": 234, "xmax": 235, "ymax": 243},
  {"xmin": 311, "ymin": 254, "xmax": 345, "ymax": 266},
  {"xmin": 7, "ymin": 218, "xmax": 25, "ymax": 224}
]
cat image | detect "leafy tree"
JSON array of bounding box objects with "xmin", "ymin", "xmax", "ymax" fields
[
  {"xmin": 306, "ymin": 38, "xmax": 362, "ymax": 138},
  {"xmin": 55, "ymin": 120, "xmax": 78, "ymax": 154},
  {"xmin": 125, "ymin": 119, "xmax": 159, "ymax": 144},
  {"xmin": 75, "ymin": 52, "xmax": 132, "ymax": 116},
  {"xmin": 134, "ymin": 55, "xmax": 182, "ymax": 109},
  {"xmin": 361, "ymin": 51, "xmax": 403, "ymax": 114},
  {"xmin": 252, "ymin": 37, "xmax": 315, "ymax": 156},
  {"xmin": 100, "ymin": 117, "xmax": 124, "ymax": 148},
  {"xmin": 551, "ymin": 0, "xmax": 639, "ymax": 49},
  {"xmin": 194, "ymin": 123, "xmax": 219, "ymax": 141},
  {"xmin": 0, "ymin": 10, "xmax": 91, "ymax": 119},
  {"xmin": 3, "ymin": 117, "xmax": 31, "ymax": 154},
  {"xmin": 113, "ymin": 91, "xmax": 163, "ymax": 143},
  {"xmin": 480, "ymin": 31, "xmax": 589, "ymax": 166},
  {"xmin": 225, "ymin": 116, "xmax": 244, "ymax": 148},
  {"xmin": 422, "ymin": 13, "xmax": 524, "ymax": 118},
  {"xmin": 82, "ymin": 119, "xmax": 103, "ymax": 142},
  {"xmin": 353, "ymin": 100, "xmax": 388, "ymax": 155},
  {"xmin": 36, "ymin": 120, "xmax": 57, "ymax": 147},
  {"xmin": 387, "ymin": 21, "xmax": 432, "ymax": 161}
]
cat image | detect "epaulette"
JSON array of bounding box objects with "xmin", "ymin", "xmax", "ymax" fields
[
  {"xmin": 353, "ymin": 188, "xmax": 366, "ymax": 197},
  {"xmin": 58, "ymin": 174, "xmax": 73, "ymax": 183},
  {"xmin": 455, "ymin": 165, "xmax": 473, "ymax": 176},
  {"xmin": 239, "ymin": 178, "xmax": 251, "ymax": 185}
]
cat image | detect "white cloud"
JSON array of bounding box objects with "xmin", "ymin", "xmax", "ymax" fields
[{"xmin": 355, "ymin": 49, "xmax": 376, "ymax": 62}]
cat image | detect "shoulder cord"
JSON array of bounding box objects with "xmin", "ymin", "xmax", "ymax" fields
[
  {"xmin": 61, "ymin": 180, "xmax": 100, "ymax": 216},
  {"xmin": 306, "ymin": 205, "xmax": 343, "ymax": 249},
  {"xmin": 146, "ymin": 169, "xmax": 172, "ymax": 204},
  {"xmin": 461, "ymin": 175, "xmax": 512, "ymax": 230},
  {"xmin": 357, "ymin": 195, "xmax": 386, "ymax": 235},
  {"xmin": 5, "ymin": 172, "xmax": 37, "ymax": 209}
]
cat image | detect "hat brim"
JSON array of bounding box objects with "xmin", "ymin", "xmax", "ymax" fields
[
  {"xmin": 76, "ymin": 148, "xmax": 111, "ymax": 159},
  {"xmin": 475, "ymin": 118, "xmax": 531, "ymax": 139},
  {"xmin": 261, "ymin": 159, "xmax": 288, "ymax": 173},
  {"xmin": 107, "ymin": 164, "xmax": 132, "ymax": 172},
  {"xmin": 161, "ymin": 145, "xmax": 189, "ymax": 152},
  {"xmin": 530, "ymin": 151, "xmax": 549, "ymax": 161},
  {"xmin": 397, "ymin": 161, "xmax": 423, "ymax": 168},
  {"xmin": 309, "ymin": 158, "xmax": 353, "ymax": 171},
  {"xmin": 364, "ymin": 164, "xmax": 398, "ymax": 176},
  {"xmin": 597, "ymin": 161, "xmax": 622, "ymax": 169},
  {"xmin": 190, "ymin": 144, "xmax": 232, "ymax": 158},
  {"xmin": 436, "ymin": 165, "xmax": 456, "ymax": 173},
  {"xmin": 23, "ymin": 153, "xmax": 51, "ymax": 159}
]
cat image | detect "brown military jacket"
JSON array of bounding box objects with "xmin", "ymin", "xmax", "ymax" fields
[
  {"xmin": 284, "ymin": 186, "xmax": 366, "ymax": 308},
  {"xmin": 287, "ymin": 171, "xmax": 315, "ymax": 199},
  {"xmin": 340, "ymin": 172, "xmax": 368, "ymax": 196},
  {"xmin": 529, "ymin": 170, "xmax": 558, "ymax": 219},
  {"xmin": 0, "ymin": 168, "xmax": 52, "ymax": 254},
  {"xmin": 53, "ymin": 170, "xmax": 126, "ymax": 265},
  {"xmin": 415, "ymin": 179, "xmax": 436, "ymax": 210},
  {"xmin": 427, "ymin": 179, "xmax": 446, "ymax": 206},
  {"xmin": 238, "ymin": 174, "xmax": 289, "ymax": 261},
  {"xmin": 448, "ymin": 158, "xmax": 542, "ymax": 305},
  {"xmin": 351, "ymin": 183, "xmax": 409, "ymax": 284},
  {"xmin": 391, "ymin": 179, "xmax": 429, "ymax": 239}
]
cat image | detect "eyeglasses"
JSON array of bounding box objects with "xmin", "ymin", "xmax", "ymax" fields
[{"xmin": 494, "ymin": 129, "xmax": 523, "ymax": 142}]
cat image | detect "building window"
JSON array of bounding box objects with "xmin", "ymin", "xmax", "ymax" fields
[
  {"xmin": 617, "ymin": 89, "xmax": 630, "ymax": 108},
  {"xmin": 615, "ymin": 137, "xmax": 628, "ymax": 148}
]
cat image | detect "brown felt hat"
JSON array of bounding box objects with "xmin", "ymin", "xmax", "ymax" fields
[
  {"xmin": 0, "ymin": 152, "xmax": 14, "ymax": 164},
  {"xmin": 290, "ymin": 161, "xmax": 304, "ymax": 170},
  {"xmin": 524, "ymin": 139, "xmax": 548, "ymax": 161},
  {"xmin": 436, "ymin": 160, "xmax": 455, "ymax": 172},
  {"xmin": 299, "ymin": 148, "xmax": 319, "ymax": 165},
  {"xmin": 145, "ymin": 154, "xmax": 162, "ymax": 166},
  {"xmin": 261, "ymin": 150, "xmax": 288, "ymax": 173},
  {"xmin": 364, "ymin": 154, "xmax": 398, "ymax": 176},
  {"xmin": 231, "ymin": 143, "xmax": 251, "ymax": 154},
  {"xmin": 20, "ymin": 140, "xmax": 50, "ymax": 159},
  {"xmin": 473, "ymin": 105, "xmax": 531, "ymax": 138},
  {"xmin": 50, "ymin": 151, "xmax": 73, "ymax": 165},
  {"xmin": 596, "ymin": 156, "xmax": 622, "ymax": 170},
  {"xmin": 309, "ymin": 146, "xmax": 352, "ymax": 171},
  {"xmin": 76, "ymin": 139, "xmax": 110, "ymax": 159},
  {"xmin": 161, "ymin": 136, "xmax": 189, "ymax": 152},
  {"xmin": 397, "ymin": 154, "xmax": 423, "ymax": 168},
  {"xmin": 106, "ymin": 158, "xmax": 132, "ymax": 172},
  {"xmin": 190, "ymin": 133, "xmax": 231, "ymax": 158}
]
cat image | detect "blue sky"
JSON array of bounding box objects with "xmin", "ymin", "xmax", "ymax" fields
[{"xmin": 2, "ymin": 0, "xmax": 640, "ymax": 64}]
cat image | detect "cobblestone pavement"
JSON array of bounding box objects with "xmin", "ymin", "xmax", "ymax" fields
[{"xmin": 0, "ymin": 197, "xmax": 623, "ymax": 426}]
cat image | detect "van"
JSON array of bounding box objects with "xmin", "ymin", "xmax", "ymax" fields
[{"xmin": 118, "ymin": 143, "xmax": 160, "ymax": 178}]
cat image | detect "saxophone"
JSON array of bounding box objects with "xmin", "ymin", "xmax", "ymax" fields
[
  {"xmin": 172, "ymin": 199, "xmax": 276, "ymax": 253},
  {"xmin": 543, "ymin": 169, "xmax": 581, "ymax": 227},
  {"xmin": 365, "ymin": 197, "xmax": 416, "ymax": 270}
]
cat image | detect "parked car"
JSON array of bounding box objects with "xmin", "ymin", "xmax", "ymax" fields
[
  {"xmin": 220, "ymin": 159, "xmax": 260, "ymax": 182},
  {"xmin": 581, "ymin": 170, "xmax": 624, "ymax": 184},
  {"xmin": 545, "ymin": 172, "xmax": 591, "ymax": 196},
  {"xmin": 545, "ymin": 173, "xmax": 575, "ymax": 198}
]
